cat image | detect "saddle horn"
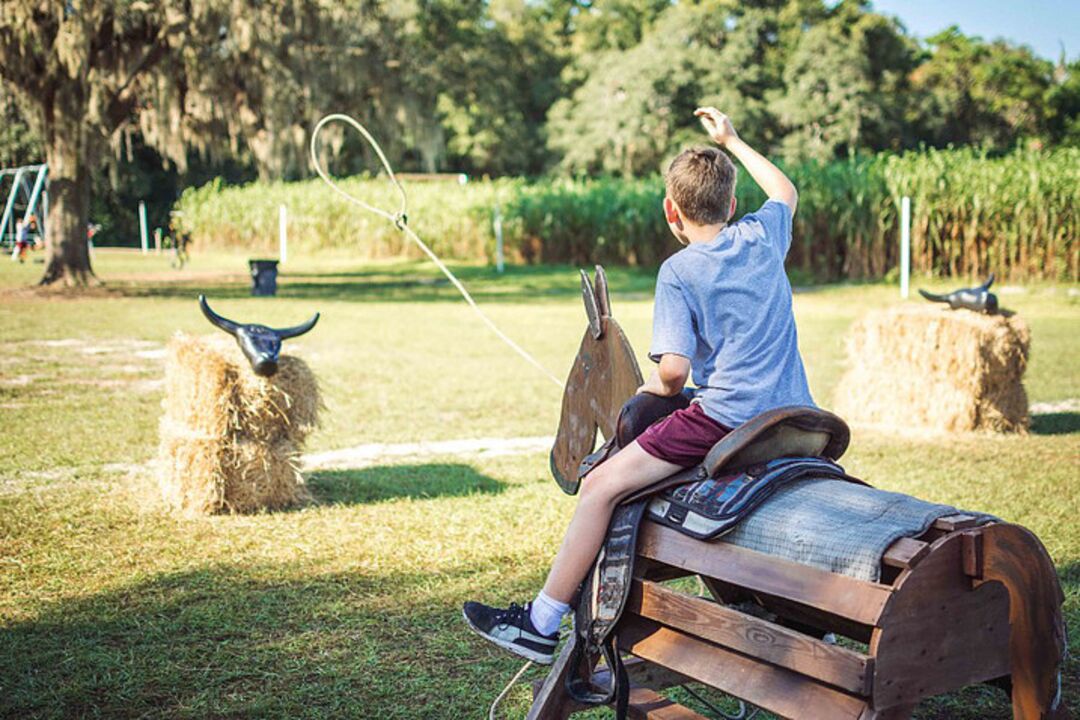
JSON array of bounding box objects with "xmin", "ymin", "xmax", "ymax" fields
[
  {"xmin": 978, "ymin": 273, "xmax": 996, "ymax": 291},
  {"xmin": 580, "ymin": 269, "xmax": 603, "ymax": 340},
  {"xmin": 199, "ymin": 295, "xmax": 240, "ymax": 335}
]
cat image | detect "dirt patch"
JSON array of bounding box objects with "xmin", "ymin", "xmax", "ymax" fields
[
  {"xmin": 1030, "ymin": 399, "xmax": 1080, "ymax": 414},
  {"xmin": 0, "ymin": 375, "xmax": 40, "ymax": 387},
  {"xmin": 0, "ymin": 284, "xmax": 124, "ymax": 302},
  {"xmin": 302, "ymin": 435, "xmax": 553, "ymax": 471}
]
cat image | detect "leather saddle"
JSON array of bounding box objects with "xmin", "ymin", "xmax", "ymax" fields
[{"xmin": 565, "ymin": 397, "xmax": 851, "ymax": 718}]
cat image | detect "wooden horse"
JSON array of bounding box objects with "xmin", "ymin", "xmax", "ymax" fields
[{"xmin": 532, "ymin": 266, "xmax": 1068, "ymax": 720}]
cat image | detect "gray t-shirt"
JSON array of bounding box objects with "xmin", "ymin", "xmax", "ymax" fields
[{"xmin": 649, "ymin": 199, "xmax": 815, "ymax": 428}]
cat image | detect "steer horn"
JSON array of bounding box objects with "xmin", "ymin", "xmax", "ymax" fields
[
  {"xmin": 917, "ymin": 273, "xmax": 998, "ymax": 314},
  {"xmin": 198, "ymin": 295, "xmax": 320, "ymax": 376}
]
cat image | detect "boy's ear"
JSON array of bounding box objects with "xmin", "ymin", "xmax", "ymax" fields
[
  {"xmin": 729, "ymin": 195, "xmax": 737, "ymax": 222},
  {"xmin": 664, "ymin": 197, "xmax": 681, "ymax": 225}
]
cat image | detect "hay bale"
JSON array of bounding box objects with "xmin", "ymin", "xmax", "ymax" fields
[
  {"xmin": 834, "ymin": 305, "xmax": 1030, "ymax": 433},
  {"xmin": 158, "ymin": 333, "xmax": 320, "ymax": 514}
]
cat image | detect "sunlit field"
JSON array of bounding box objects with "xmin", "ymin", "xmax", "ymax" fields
[{"xmin": 1, "ymin": 250, "xmax": 1077, "ymax": 718}]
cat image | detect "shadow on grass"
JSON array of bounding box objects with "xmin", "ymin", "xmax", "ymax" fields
[
  {"xmin": 1, "ymin": 554, "xmax": 1073, "ymax": 719},
  {"xmin": 307, "ymin": 463, "xmax": 507, "ymax": 505},
  {"xmin": 1030, "ymin": 412, "xmax": 1080, "ymax": 435},
  {"xmin": 0, "ymin": 563, "xmax": 539, "ymax": 719}
]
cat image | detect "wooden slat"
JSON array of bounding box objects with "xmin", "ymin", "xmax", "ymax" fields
[
  {"xmin": 961, "ymin": 531, "xmax": 983, "ymax": 579},
  {"xmin": 881, "ymin": 538, "xmax": 930, "ymax": 570},
  {"xmin": 931, "ymin": 514, "xmax": 979, "ymax": 532},
  {"xmin": 626, "ymin": 687, "xmax": 710, "ymax": 719},
  {"xmin": 526, "ymin": 634, "xmax": 587, "ymax": 720},
  {"xmin": 619, "ymin": 615, "xmax": 870, "ymax": 720},
  {"xmin": 630, "ymin": 580, "xmax": 873, "ymax": 695},
  {"xmin": 693, "ymin": 575, "xmax": 875, "ymax": 643},
  {"xmin": 638, "ymin": 522, "xmax": 892, "ymax": 626}
]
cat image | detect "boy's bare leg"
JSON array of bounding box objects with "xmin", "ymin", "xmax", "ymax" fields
[{"xmin": 541, "ymin": 441, "xmax": 683, "ymax": 604}]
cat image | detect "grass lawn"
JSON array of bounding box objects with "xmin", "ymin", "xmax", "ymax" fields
[{"xmin": 1, "ymin": 249, "xmax": 1077, "ymax": 719}]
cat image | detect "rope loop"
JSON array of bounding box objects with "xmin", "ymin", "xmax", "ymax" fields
[
  {"xmin": 310, "ymin": 113, "xmax": 408, "ymax": 226},
  {"xmin": 309, "ymin": 113, "xmax": 563, "ymax": 388}
]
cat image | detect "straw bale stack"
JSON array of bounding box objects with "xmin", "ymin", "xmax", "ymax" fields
[
  {"xmin": 158, "ymin": 333, "xmax": 320, "ymax": 514},
  {"xmin": 834, "ymin": 305, "xmax": 1029, "ymax": 433}
]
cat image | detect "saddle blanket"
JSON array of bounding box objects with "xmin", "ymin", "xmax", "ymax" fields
[
  {"xmin": 646, "ymin": 457, "xmax": 852, "ymax": 541},
  {"xmin": 713, "ymin": 478, "xmax": 991, "ymax": 582}
]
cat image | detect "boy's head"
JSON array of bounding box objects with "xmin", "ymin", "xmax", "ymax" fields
[{"xmin": 663, "ymin": 146, "xmax": 737, "ymax": 243}]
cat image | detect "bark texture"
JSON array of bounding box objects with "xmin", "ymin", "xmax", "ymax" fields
[{"xmin": 39, "ymin": 83, "xmax": 95, "ymax": 286}]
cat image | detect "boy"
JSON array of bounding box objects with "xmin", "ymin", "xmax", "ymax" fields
[{"xmin": 463, "ymin": 107, "xmax": 815, "ymax": 663}]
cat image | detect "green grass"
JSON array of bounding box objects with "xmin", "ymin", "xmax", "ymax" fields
[{"xmin": 1, "ymin": 250, "xmax": 1077, "ymax": 718}]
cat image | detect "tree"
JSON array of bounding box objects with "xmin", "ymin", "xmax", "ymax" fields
[
  {"xmin": 774, "ymin": 4, "xmax": 917, "ymax": 162},
  {"xmin": 1046, "ymin": 57, "xmax": 1080, "ymax": 146},
  {"xmin": 910, "ymin": 28, "xmax": 1056, "ymax": 150},
  {"xmin": 435, "ymin": 0, "xmax": 568, "ymax": 175},
  {"xmin": 547, "ymin": 0, "xmax": 783, "ymax": 176},
  {"xmin": 0, "ymin": 88, "xmax": 40, "ymax": 168},
  {"xmin": 0, "ymin": 2, "xmax": 227, "ymax": 286}
]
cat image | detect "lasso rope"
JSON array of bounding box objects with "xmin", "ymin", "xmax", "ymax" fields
[{"xmin": 309, "ymin": 114, "xmax": 562, "ymax": 388}]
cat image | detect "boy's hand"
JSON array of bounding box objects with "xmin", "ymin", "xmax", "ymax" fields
[
  {"xmin": 637, "ymin": 369, "xmax": 668, "ymax": 396},
  {"xmin": 637, "ymin": 355, "xmax": 690, "ymax": 397},
  {"xmin": 695, "ymin": 107, "xmax": 738, "ymax": 147}
]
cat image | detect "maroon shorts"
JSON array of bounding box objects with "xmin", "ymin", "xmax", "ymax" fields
[{"xmin": 636, "ymin": 402, "xmax": 731, "ymax": 467}]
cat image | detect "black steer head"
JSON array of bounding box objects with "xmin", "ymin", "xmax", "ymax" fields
[
  {"xmin": 198, "ymin": 295, "xmax": 319, "ymax": 377},
  {"xmin": 918, "ymin": 273, "xmax": 999, "ymax": 314}
]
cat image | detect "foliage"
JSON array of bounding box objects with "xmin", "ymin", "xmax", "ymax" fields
[
  {"xmin": 547, "ymin": 1, "xmax": 782, "ymax": 176},
  {"xmin": 175, "ymin": 175, "xmax": 519, "ymax": 261},
  {"xmin": 909, "ymin": 28, "xmax": 1061, "ymax": 150},
  {"xmin": 548, "ymin": 0, "xmax": 1078, "ymax": 173},
  {"xmin": 0, "ymin": 0, "xmax": 255, "ymax": 284},
  {"xmin": 883, "ymin": 147, "xmax": 1080, "ymax": 280},
  {"xmin": 176, "ymin": 148, "xmax": 1079, "ymax": 282},
  {"xmin": 775, "ymin": 7, "xmax": 919, "ymax": 162}
]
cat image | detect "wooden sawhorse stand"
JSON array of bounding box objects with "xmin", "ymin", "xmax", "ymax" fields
[{"xmin": 528, "ymin": 514, "xmax": 1067, "ymax": 720}]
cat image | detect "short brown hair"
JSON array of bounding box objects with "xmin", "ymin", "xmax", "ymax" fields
[{"xmin": 664, "ymin": 147, "xmax": 737, "ymax": 225}]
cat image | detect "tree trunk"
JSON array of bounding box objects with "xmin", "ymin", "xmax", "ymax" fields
[{"xmin": 39, "ymin": 111, "xmax": 96, "ymax": 287}]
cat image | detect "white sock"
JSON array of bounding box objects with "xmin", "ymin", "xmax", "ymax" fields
[{"xmin": 529, "ymin": 590, "xmax": 570, "ymax": 636}]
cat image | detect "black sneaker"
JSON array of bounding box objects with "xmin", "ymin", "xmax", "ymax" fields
[{"xmin": 462, "ymin": 600, "xmax": 559, "ymax": 664}]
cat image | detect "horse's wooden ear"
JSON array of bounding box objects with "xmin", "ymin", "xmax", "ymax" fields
[
  {"xmin": 580, "ymin": 269, "xmax": 603, "ymax": 339},
  {"xmin": 593, "ymin": 265, "xmax": 611, "ymax": 318}
]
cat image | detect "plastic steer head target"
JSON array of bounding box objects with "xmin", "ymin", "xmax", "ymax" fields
[
  {"xmin": 918, "ymin": 274, "xmax": 999, "ymax": 314},
  {"xmin": 198, "ymin": 295, "xmax": 319, "ymax": 377}
]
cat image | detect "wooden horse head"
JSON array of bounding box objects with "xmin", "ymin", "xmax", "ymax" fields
[{"xmin": 550, "ymin": 266, "xmax": 643, "ymax": 494}]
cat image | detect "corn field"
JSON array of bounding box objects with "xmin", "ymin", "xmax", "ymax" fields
[{"xmin": 176, "ymin": 148, "xmax": 1079, "ymax": 281}]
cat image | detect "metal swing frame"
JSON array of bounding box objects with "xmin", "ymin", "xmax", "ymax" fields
[{"xmin": 0, "ymin": 163, "xmax": 48, "ymax": 251}]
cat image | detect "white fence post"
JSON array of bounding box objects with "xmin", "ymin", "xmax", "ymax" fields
[
  {"xmin": 900, "ymin": 196, "xmax": 911, "ymax": 299},
  {"xmin": 139, "ymin": 201, "xmax": 149, "ymax": 254},
  {"xmin": 154, "ymin": 227, "xmax": 162, "ymax": 254},
  {"xmin": 279, "ymin": 204, "xmax": 287, "ymax": 264},
  {"xmin": 493, "ymin": 203, "xmax": 504, "ymax": 274}
]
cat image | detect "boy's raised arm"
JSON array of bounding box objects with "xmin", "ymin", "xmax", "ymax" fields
[{"xmin": 695, "ymin": 107, "xmax": 798, "ymax": 215}]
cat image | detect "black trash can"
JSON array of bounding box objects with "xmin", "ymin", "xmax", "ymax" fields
[{"xmin": 249, "ymin": 259, "xmax": 279, "ymax": 296}]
